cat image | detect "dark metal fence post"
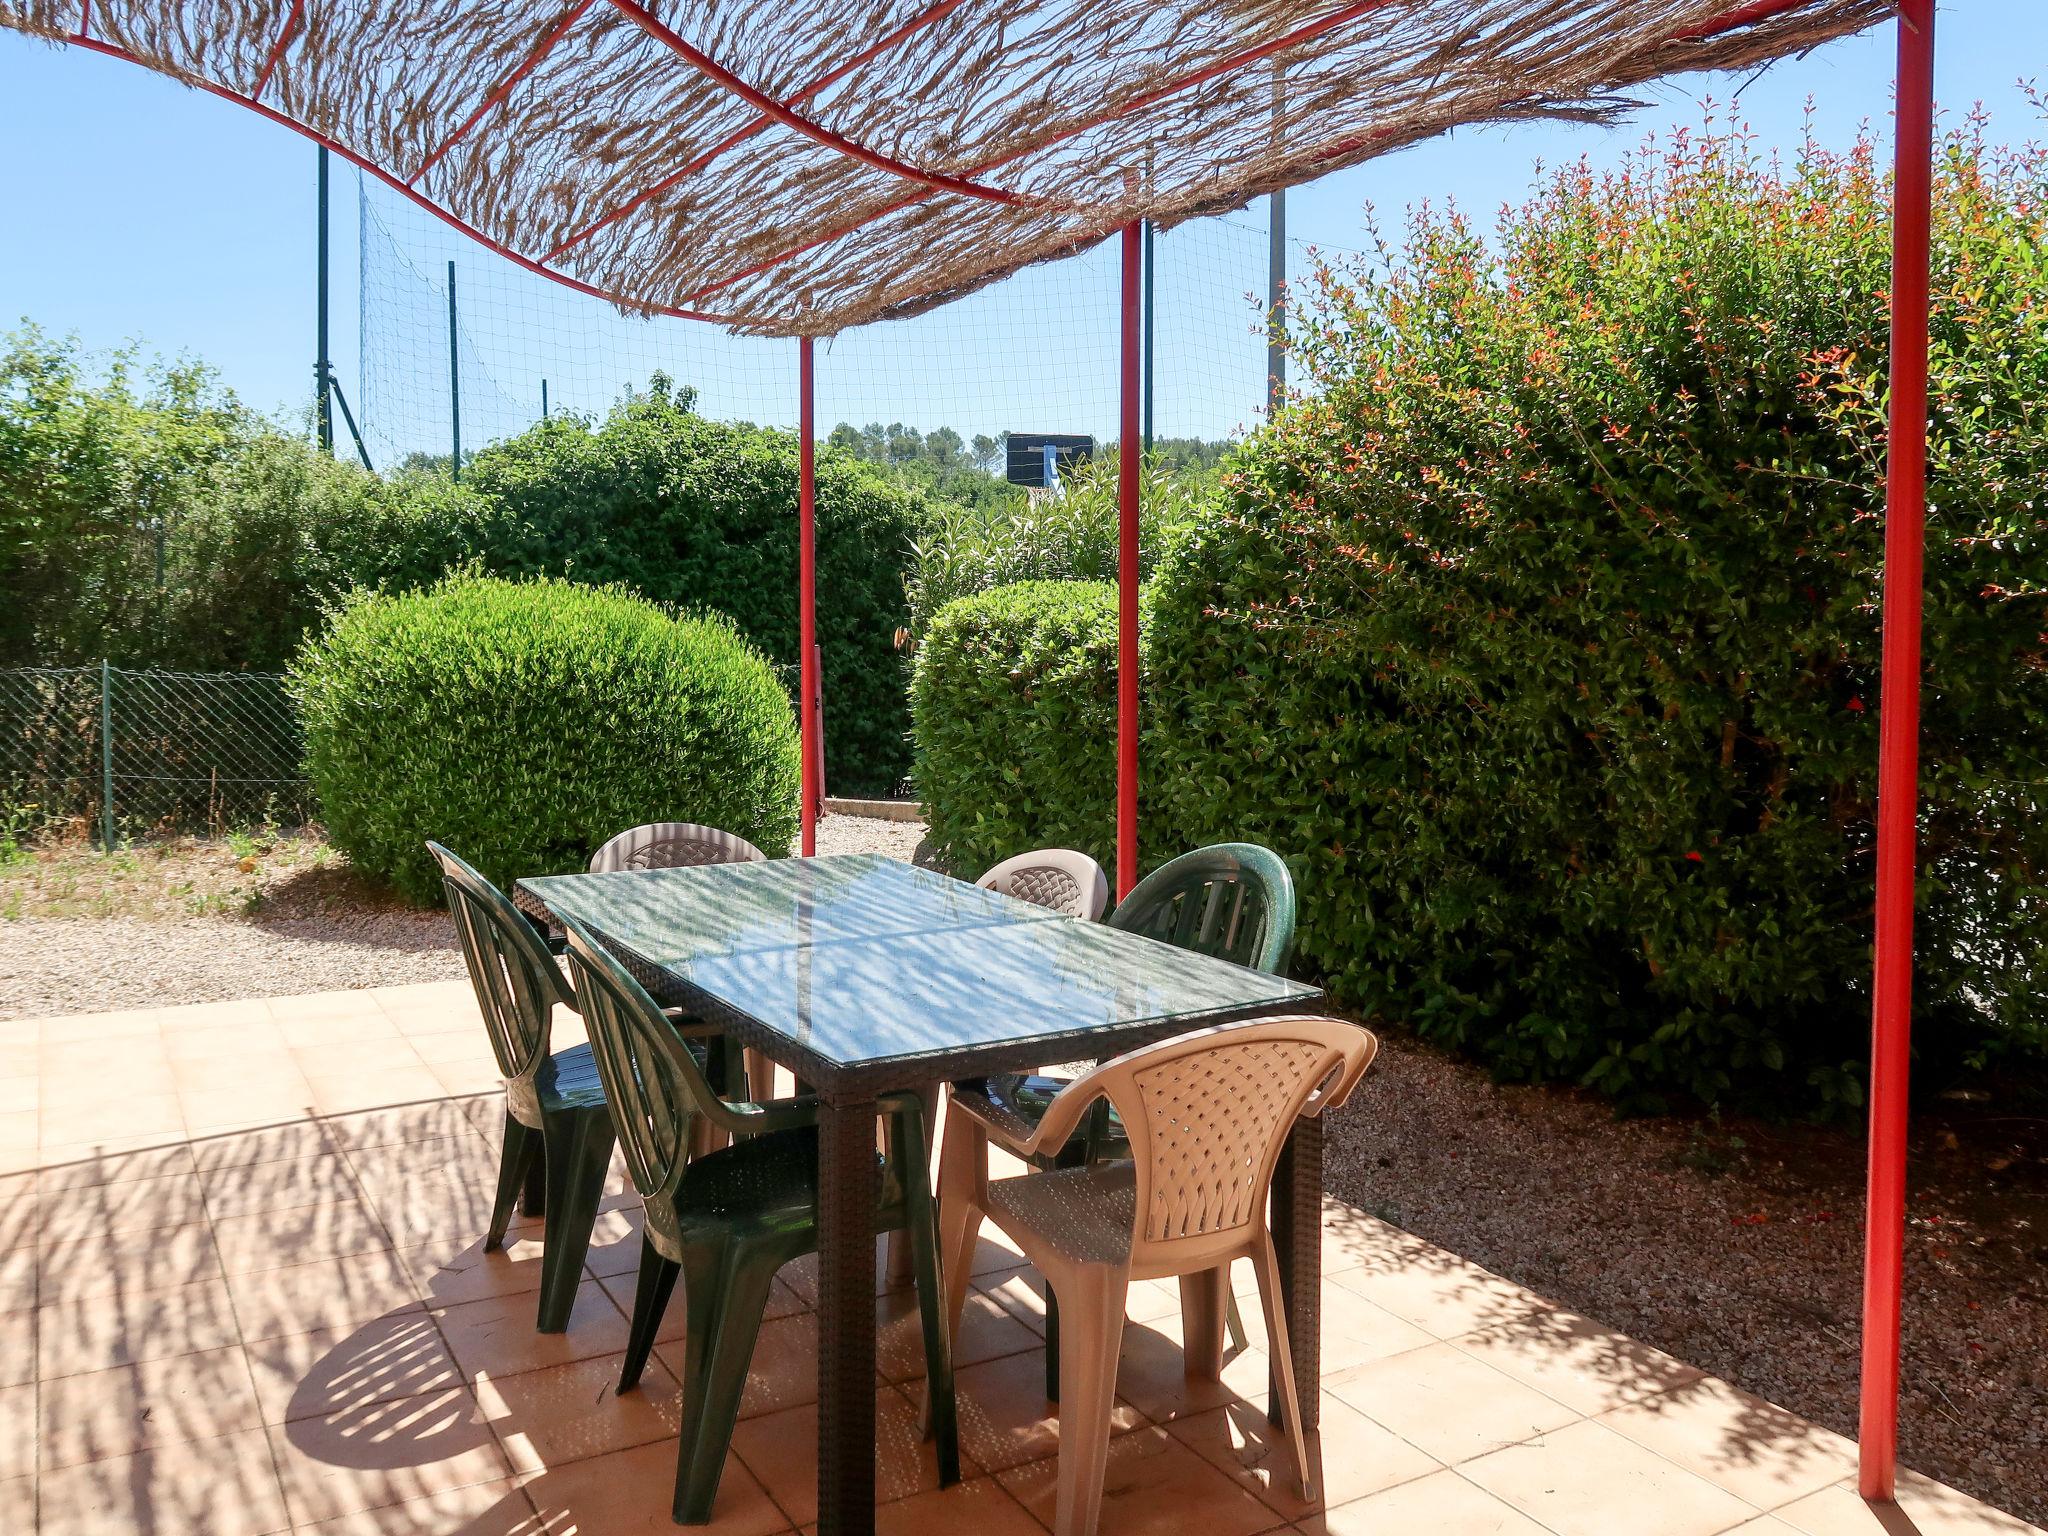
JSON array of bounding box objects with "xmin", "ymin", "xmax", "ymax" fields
[
  {"xmin": 447, "ymin": 259, "xmax": 462, "ymax": 482},
  {"xmin": 99, "ymin": 659, "xmax": 115, "ymax": 852}
]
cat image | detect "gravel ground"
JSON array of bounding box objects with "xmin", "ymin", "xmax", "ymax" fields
[
  {"xmin": 8, "ymin": 815, "xmax": 2041, "ymax": 1525},
  {"xmin": 1, "ymin": 815, "xmax": 923, "ymax": 1020},
  {"xmin": 1326, "ymin": 1033, "xmax": 2047, "ymax": 1527}
]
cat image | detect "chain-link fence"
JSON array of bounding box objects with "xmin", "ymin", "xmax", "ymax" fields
[{"xmin": 0, "ymin": 664, "xmax": 311, "ymax": 844}]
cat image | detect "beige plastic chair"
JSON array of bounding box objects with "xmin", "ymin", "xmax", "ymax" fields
[
  {"xmin": 588, "ymin": 821, "xmax": 768, "ymax": 873},
  {"xmin": 937, "ymin": 1016, "xmax": 1377, "ymax": 1536},
  {"xmin": 977, "ymin": 848, "xmax": 1110, "ymax": 920}
]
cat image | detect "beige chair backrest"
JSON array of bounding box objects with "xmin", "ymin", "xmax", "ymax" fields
[
  {"xmin": 977, "ymin": 848, "xmax": 1110, "ymax": 921},
  {"xmin": 1021, "ymin": 1016, "xmax": 1375, "ymax": 1267},
  {"xmin": 589, "ymin": 822, "xmax": 768, "ymax": 873}
]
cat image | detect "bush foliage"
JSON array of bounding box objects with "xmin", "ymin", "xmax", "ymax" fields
[
  {"xmin": 292, "ymin": 574, "xmax": 799, "ymax": 904},
  {"xmin": 911, "ymin": 581, "xmax": 1123, "ymax": 879},
  {"xmin": 462, "ymin": 380, "xmax": 920, "ymax": 794},
  {"xmin": 916, "ymin": 126, "xmax": 2048, "ymax": 1112}
]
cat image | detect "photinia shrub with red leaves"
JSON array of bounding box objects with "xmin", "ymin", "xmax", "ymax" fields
[{"xmin": 1142, "ymin": 119, "xmax": 2048, "ymax": 1114}]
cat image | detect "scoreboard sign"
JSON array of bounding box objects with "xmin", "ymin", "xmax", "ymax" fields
[{"xmin": 1005, "ymin": 433, "xmax": 1095, "ymax": 488}]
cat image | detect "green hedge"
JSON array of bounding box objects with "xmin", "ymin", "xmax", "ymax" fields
[
  {"xmin": 292, "ymin": 574, "xmax": 799, "ymax": 903},
  {"xmin": 910, "ymin": 581, "xmax": 1122, "ymax": 879},
  {"xmin": 913, "ymin": 130, "xmax": 2048, "ymax": 1114},
  {"xmin": 462, "ymin": 382, "xmax": 920, "ymax": 794}
]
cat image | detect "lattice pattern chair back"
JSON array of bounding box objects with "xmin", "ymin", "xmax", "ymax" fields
[
  {"xmin": 558, "ymin": 918, "xmax": 715, "ymax": 1210},
  {"xmin": 428, "ymin": 841, "xmax": 572, "ymax": 1084},
  {"xmin": 977, "ymin": 848, "xmax": 1110, "ymax": 920},
  {"xmin": 1108, "ymin": 842, "xmax": 1297, "ymax": 973},
  {"xmin": 589, "ymin": 821, "xmax": 769, "ymax": 873},
  {"xmin": 1061, "ymin": 1018, "xmax": 1373, "ymax": 1259}
]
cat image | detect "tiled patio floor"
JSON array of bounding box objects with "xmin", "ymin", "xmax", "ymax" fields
[{"xmin": 1, "ymin": 982, "xmax": 2038, "ymax": 1536}]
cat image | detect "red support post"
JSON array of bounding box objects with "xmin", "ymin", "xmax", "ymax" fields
[
  {"xmin": 799, "ymin": 336, "xmax": 819, "ymax": 857},
  {"xmin": 1858, "ymin": 0, "xmax": 1935, "ymax": 1502},
  {"xmin": 1116, "ymin": 220, "xmax": 1142, "ymax": 899}
]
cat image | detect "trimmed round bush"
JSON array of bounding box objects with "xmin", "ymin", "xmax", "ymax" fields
[
  {"xmin": 460, "ymin": 382, "xmax": 920, "ymax": 795},
  {"xmin": 910, "ymin": 581, "xmax": 1121, "ymax": 878},
  {"xmin": 292, "ymin": 574, "xmax": 799, "ymax": 903}
]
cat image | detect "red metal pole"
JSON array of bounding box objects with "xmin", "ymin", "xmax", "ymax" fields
[
  {"xmin": 1117, "ymin": 220, "xmax": 1141, "ymax": 899},
  {"xmin": 1858, "ymin": 0, "xmax": 1934, "ymax": 1502},
  {"xmin": 799, "ymin": 336, "xmax": 819, "ymax": 857}
]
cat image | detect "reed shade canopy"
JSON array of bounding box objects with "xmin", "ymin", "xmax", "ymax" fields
[{"xmin": 3, "ymin": 0, "xmax": 1887, "ymax": 336}]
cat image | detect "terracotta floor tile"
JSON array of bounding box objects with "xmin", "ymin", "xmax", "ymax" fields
[
  {"xmin": 294, "ymin": 1036, "xmax": 432, "ymax": 1079},
  {"xmin": 355, "ymin": 1163, "xmax": 504, "ymax": 1249},
  {"xmin": 33, "ymin": 1135, "xmax": 195, "ymax": 1191},
  {"xmin": 478, "ymin": 1349, "xmax": 684, "ymax": 1473},
  {"xmin": 211, "ymin": 1196, "xmax": 392, "ymax": 1274},
  {"xmin": 434, "ymin": 1277, "xmax": 629, "ymax": 1381},
  {"xmin": 326, "ymin": 1098, "xmax": 483, "ymax": 1150},
  {"xmin": 1325, "ymin": 1341, "xmax": 1579, "ymax": 1465},
  {"xmin": 0, "ymin": 1380, "xmax": 33, "ymax": 1481},
  {"xmin": 39, "ymin": 1005, "xmax": 165, "ymax": 1039},
  {"xmin": 37, "ymin": 1216, "xmax": 224, "ymax": 1303},
  {"xmin": 521, "ymin": 1438, "xmax": 791, "ymax": 1535},
  {"xmin": 951, "ymin": 1345, "xmax": 1147, "ymax": 1474},
  {"xmin": 0, "ymin": 1243, "xmax": 31, "ymax": 1311},
  {"xmin": 38, "ymin": 1274, "xmax": 241, "ymax": 1378},
  {"xmin": 0, "ymin": 1171, "xmax": 33, "ymax": 1248},
  {"xmin": 267, "ymin": 1385, "xmax": 514, "ymax": 1526},
  {"xmin": 0, "ymin": 1110, "xmax": 34, "ymax": 1154},
  {"xmin": 1774, "ymin": 1472, "xmax": 2046, "ymax": 1535},
  {"xmin": 181, "ymin": 1080, "xmax": 320, "ymax": 1132},
  {"xmin": 158, "ymin": 996, "xmax": 275, "ymax": 1030},
  {"xmin": 593, "ymin": 1267, "xmax": 806, "ymax": 1346},
  {"xmin": 864, "ymin": 1474, "xmax": 1047, "ymax": 1536},
  {"xmin": 199, "ymin": 1149, "xmax": 364, "ymax": 1218},
  {"xmin": 246, "ymin": 1309, "xmax": 465, "ymax": 1424},
  {"xmin": 1452, "ymin": 1306, "xmax": 1705, "ymax": 1417},
  {"xmin": 876, "ymin": 1285, "xmax": 1040, "ymax": 1383},
  {"xmin": 433, "ymin": 1057, "xmax": 512, "ymax": 1098},
  {"xmin": 34, "ymin": 1424, "xmax": 291, "ymax": 1536},
  {"xmin": 40, "ymin": 1031, "xmax": 168, "ymax": 1074},
  {"xmin": 0, "ymin": 1074, "xmax": 34, "ymax": 1115},
  {"xmin": 729, "ymin": 1386, "xmax": 969, "ymax": 1528},
  {"xmin": 665, "ymin": 1308, "xmax": 820, "ymax": 1420},
  {"xmin": 290, "ymin": 1475, "xmax": 532, "ymax": 1536},
  {"xmin": 37, "ymin": 1342, "xmax": 264, "ymax": 1470},
  {"xmin": 398, "ymin": 1232, "xmax": 551, "ymax": 1309},
  {"xmin": 409, "ymin": 1029, "xmax": 496, "ymax": 1064},
  {"xmin": 0, "ymin": 1307, "xmax": 31, "ymax": 1387},
  {"xmin": 35, "ymin": 1166, "xmax": 207, "ymax": 1242},
  {"xmin": 40, "ymin": 1055, "xmax": 179, "ymax": 1106},
  {"xmin": 1111, "ymin": 1311, "xmax": 1273, "ymax": 1425},
  {"xmin": 225, "ymin": 1247, "xmax": 424, "ymax": 1343},
  {"xmin": 1725, "ymin": 1519, "xmax": 1810, "ymax": 1534},
  {"xmin": 275, "ymin": 1007, "xmax": 403, "ymax": 1047},
  {"xmin": 189, "ymin": 1117, "xmax": 340, "ymax": 1172},
  {"xmin": 1328, "ymin": 1251, "xmax": 1552, "ymax": 1341},
  {"xmin": 41, "ymin": 1089, "xmax": 186, "ymax": 1145},
  {"xmin": 309, "ymin": 1066, "xmax": 451, "ymax": 1118},
  {"xmin": 166, "ymin": 1029, "xmax": 302, "ymax": 1073},
  {"xmin": 1301, "ymin": 1468, "xmax": 1553, "ymax": 1536},
  {"xmin": 1597, "ymin": 1376, "xmax": 1857, "ymax": 1509},
  {"xmin": 584, "ymin": 1206, "xmax": 650, "ymax": 1279},
  {"xmin": 998, "ymin": 1423, "xmax": 1281, "ymax": 1536},
  {"xmin": 1460, "ymin": 1418, "xmax": 1757, "ymax": 1536},
  {"xmin": 1168, "ymin": 1392, "xmax": 1440, "ymax": 1519}
]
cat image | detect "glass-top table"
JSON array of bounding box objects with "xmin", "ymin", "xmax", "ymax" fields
[{"xmin": 514, "ymin": 853, "xmax": 1327, "ymax": 1536}]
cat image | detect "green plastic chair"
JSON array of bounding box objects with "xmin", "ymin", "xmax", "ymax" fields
[
  {"xmin": 558, "ymin": 916, "xmax": 961, "ymax": 1524},
  {"xmin": 428, "ymin": 842, "xmax": 617, "ymax": 1335},
  {"xmin": 944, "ymin": 842, "xmax": 1298, "ymax": 1396}
]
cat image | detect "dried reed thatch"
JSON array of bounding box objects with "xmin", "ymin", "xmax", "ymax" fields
[{"xmin": 1, "ymin": 0, "xmax": 1889, "ymax": 335}]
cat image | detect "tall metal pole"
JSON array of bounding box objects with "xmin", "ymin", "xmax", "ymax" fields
[
  {"xmin": 1116, "ymin": 221, "xmax": 1142, "ymax": 899},
  {"xmin": 799, "ymin": 336, "xmax": 819, "ymax": 857},
  {"xmin": 1858, "ymin": 0, "xmax": 1935, "ymax": 1502},
  {"xmin": 1141, "ymin": 217, "xmax": 1155, "ymax": 453},
  {"xmin": 316, "ymin": 147, "xmax": 334, "ymax": 454},
  {"xmin": 541, "ymin": 378, "xmax": 550, "ymax": 421},
  {"xmin": 1267, "ymin": 188, "xmax": 1287, "ymax": 415},
  {"xmin": 446, "ymin": 260, "xmax": 462, "ymax": 482}
]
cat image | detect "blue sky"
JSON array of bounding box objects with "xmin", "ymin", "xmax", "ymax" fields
[{"xmin": 1, "ymin": 3, "xmax": 2043, "ymax": 459}]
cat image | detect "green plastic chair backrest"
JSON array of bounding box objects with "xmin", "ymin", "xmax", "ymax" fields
[
  {"xmin": 428, "ymin": 841, "xmax": 573, "ymax": 1085},
  {"xmin": 1107, "ymin": 842, "xmax": 1297, "ymax": 974},
  {"xmin": 558, "ymin": 916, "xmax": 729, "ymax": 1206}
]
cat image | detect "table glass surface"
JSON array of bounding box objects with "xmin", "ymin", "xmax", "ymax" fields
[{"xmin": 519, "ymin": 853, "xmax": 1320, "ymax": 1071}]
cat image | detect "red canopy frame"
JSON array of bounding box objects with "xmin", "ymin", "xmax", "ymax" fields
[{"xmin": 33, "ymin": 0, "xmax": 1941, "ymax": 1514}]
